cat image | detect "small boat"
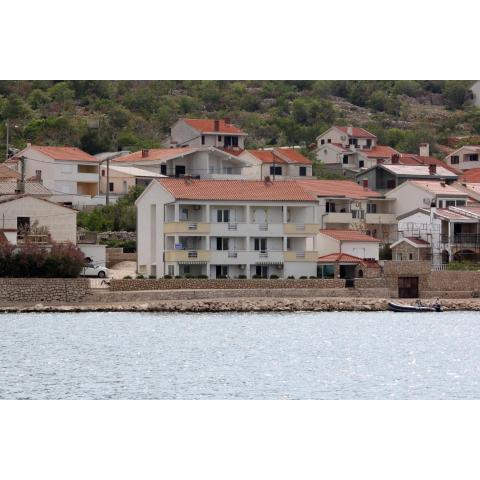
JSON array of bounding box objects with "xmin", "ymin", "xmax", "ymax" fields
[{"xmin": 388, "ymin": 301, "xmax": 443, "ymax": 313}]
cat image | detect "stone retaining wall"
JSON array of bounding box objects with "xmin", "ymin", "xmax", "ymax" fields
[
  {"xmin": 110, "ymin": 278, "xmax": 346, "ymax": 291},
  {"xmin": 106, "ymin": 248, "xmax": 137, "ymax": 267},
  {"xmin": 354, "ymin": 278, "xmax": 386, "ymax": 289},
  {"xmin": 0, "ymin": 278, "xmax": 90, "ymax": 304},
  {"xmin": 427, "ymin": 271, "xmax": 480, "ymax": 292}
]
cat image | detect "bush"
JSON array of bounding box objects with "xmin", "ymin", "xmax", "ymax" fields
[
  {"xmin": 0, "ymin": 240, "xmax": 84, "ymax": 278},
  {"xmin": 136, "ymin": 274, "xmax": 145, "ymax": 279},
  {"xmin": 148, "ymin": 275, "xmax": 156, "ymax": 279},
  {"xmin": 197, "ymin": 274, "xmax": 208, "ymax": 279},
  {"xmin": 163, "ymin": 275, "xmax": 172, "ymax": 279},
  {"xmin": 238, "ymin": 275, "xmax": 247, "ymax": 279},
  {"xmin": 123, "ymin": 275, "xmax": 132, "ymax": 279},
  {"xmin": 252, "ymin": 275, "xmax": 262, "ymax": 279},
  {"xmin": 309, "ymin": 276, "xmax": 317, "ymax": 279},
  {"xmin": 174, "ymin": 275, "xmax": 182, "ymax": 279},
  {"xmin": 269, "ymin": 274, "xmax": 279, "ymax": 279},
  {"xmin": 299, "ymin": 276, "xmax": 307, "ymax": 279},
  {"xmin": 287, "ymin": 275, "xmax": 295, "ymax": 279},
  {"xmin": 184, "ymin": 274, "xmax": 193, "ymax": 279},
  {"xmin": 446, "ymin": 261, "xmax": 480, "ymax": 271}
]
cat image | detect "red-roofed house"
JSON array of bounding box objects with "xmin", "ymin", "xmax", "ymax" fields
[
  {"xmin": 6, "ymin": 144, "xmax": 103, "ymax": 207},
  {"xmin": 444, "ymin": 145, "xmax": 480, "ymax": 172},
  {"xmin": 316, "ymin": 252, "xmax": 381, "ymax": 280},
  {"xmin": 239, "ymin": 147, "xmax": 313, "ymax": 179},
  {"xmin": 168, "ymin": 118, "xmax": 248, "ymax": 150},
  {"xmin": 315, "ymin": 126, "xmax": 399, "ymax": 176},
  {"xmin": 136, "ymin": 178, "xmax": 320, "ymax": 279},
  {"xmin": 317, "ymin": 229, "xmax": 380, "ymax": 260}
]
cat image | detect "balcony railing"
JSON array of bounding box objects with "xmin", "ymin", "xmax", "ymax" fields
[{"xmin": 440, "ymin": 234, "xmax": 480, "ymax": 245}]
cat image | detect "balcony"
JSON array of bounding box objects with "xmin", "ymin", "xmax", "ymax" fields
[
  {"xmin": 440, "ymin": 234, "xmax": 480, "ymax": 246},
  {"xmin": 210, "ymin": 250, "xmax": 250, "ymax": 264},
  {"xmin": 283, "ymin": 223, "xmax": 318, "ymax": 234},
  {"xmin": 164, "ymin": 222, "xmax": 210, "ymax": 234},
  {"xmin": 165, "ymin": 250, "xmax": 211, "ymax": 262},
  {"xmin": 284, "ymin": 251, "xmax": 318, "ymax": 262},
  {"xmin": 323, "ymin": 212, "xmax": 353, "ymax": 224},
  {"xmin": 251, "ymin": 250, "xmax": 284, "ymax": 264},
  {"xmin": 365, "ymin": 213, "xmax": 397, "ymax": 225}
]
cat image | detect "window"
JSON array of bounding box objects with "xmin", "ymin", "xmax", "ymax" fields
[
  {"xmin": 167, "ymin": 265, "xmax": 174, "ymax": 276},
  {"xmin": 35, "ymin": 170, "xmax": 42, "ymax": 179},
  {"xmin": 216, "ymin": 237, "xmax": 229, "ymax": 250},
  {"xmin": 397, "ymin": 253, "xmax": 403, "ymax": 261},
  {"xmin": 349, "ymin": 138, "xmax": 358, "ymax": 146},
  {"xmin": 317, "ymin": 265, "xmax": 334, "ymax": 279},
  {"xmin": 180, "ymin": 208, "xmax": 189, "ymax": 221},
  {"xmin": 78, "ymin": 164, "xmax": 98, "ymax": 174},
  {"xmin": 255, "ymin": 265, "xmax": 268, "ymax": 278},
  {"xmin": 269, "ymin": 165, "xmax": 282, "ymax": 176},
  {"xmin": 321, "ymin": 139, "xmax": 325, "ymax": 145},
  {"xmin": 387, "ymin": 179, "xmax": 396, "ymax": 189},
  {"xmin": 456, "ymin": 200, "xmax": 466, "ymax": 206},
  {"xmin": 359, "ymin": 160, "xmax": 364, "ymax": 168},
  {"xmin": 216, "ymin": 265, "xmax": 228, "ymax": 278},
  {"xmin": 342, "ymin": 155, "xmax": 349, "ymax": 164},
  {"xmin": 409, "ymin": 253, "xmax": 414, "ymax": 260},
  {"xmin": 217, "ymin": 209, "xmax": 230, "ymax": 222},
  {"xmin": 326, "ymin": 202, "xmax": 336, "ymax": 213},
  {"xmin": 201, "ymin": 135, "xmax": 205, "ymax": 145},
  {"xmin": 327, "ymin": 139, "xmax": 331, "ymax": 143},
  {"xmin": 160, "ymin": 164, "xmax": 167, "ymax": 175},
  {"xmin": 367, "ymin": 203, "xmax": 377, "ymax": 213},
  {"xmin": 450, "ymin": 155, "xmax": 459, "ymax": 164},
  {"xmin": 468, "ymin": 154, "xmax": 478, "ymax": 162},
  {"xmin": 445, "ymin": 200, "xmax": 456, "ymax": 207},
  {"xmin": 254, "ymin": 238, "xmax": 267, "ymax": 251},
  {"xmin": 299, "ymin": 166, "xmax": 307, "ymax": 176},
  {"xmin": 109, "ymin": 182, "xmax": 114, "ymax": 192},
  {"xmin": 218, "ymin": 135, "xmax": 222, "ymax": 141},
  {"xmin": 366, "ymin": 139, "xmax": 372, "ymax": 148},
  {"xmin": 183, "ymin": 265, "xmax": 191, "ymax": 274},
  {"xmin": 101, "ymin": 169, "xmax": 105, "ymax": 177}
]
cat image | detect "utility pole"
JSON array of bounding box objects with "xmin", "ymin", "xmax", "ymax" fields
[
  {"xmin": 5, "ymin": 121, "xmax": 9, "ymax": 161},
  {"xmin": 18, "ymin": 155, "xmax": 26, "ymax": 194}
]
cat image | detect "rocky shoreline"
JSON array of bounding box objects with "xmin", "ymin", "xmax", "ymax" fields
[{"xmin": 1, "ymin": 296, "xmax": 480, "ymax": 313}]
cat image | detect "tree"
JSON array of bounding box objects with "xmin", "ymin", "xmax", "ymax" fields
[{"xmin": 443, "ymin": 81, "xmax": 472, "ymax": 109}]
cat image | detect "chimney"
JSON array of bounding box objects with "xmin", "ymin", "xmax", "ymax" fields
[
  {"xmin": 362, "ymin": 179, "xmax": 369, "ymax": 190},
  {"xmin": 347, "ymin": 126, "xmax": 353, "ymax": 136},
  {"xmin": 391, "ymin": 154, "xmax": 400, "ymax": 164},
  {"xmin": 224, "ymin": 117, "xmax": 230, "ymax": 125},
  {"xmin": 141, "ymin": 149, "xmax": 149, "ymax": 158},
  {"xmin": 429, "ymin": 164, "xmax": 437, "ymax": 175},
  {"xmin": 419, "ymin": 143, "xmax": 430, "ymax": 157},
  {"xmin": 214, "ymin": 120, "xmax": 220, "ymax": 131}
]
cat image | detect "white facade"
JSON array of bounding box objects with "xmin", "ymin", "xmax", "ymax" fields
[
  {"xmin": 136, "ymin": 181, "xmax": 319, "ymax": 279},
  {"xmin": 444, "ymin": 146, "xmax": 480, "ymax": 171},
  {"xmin": 169, "ymin": 119, "xmax": 247, "ymax": 149},
  {"xmin": 0, "ymin": 196, "xmax": 77, "ymax": 245},
  {"xmin": 316, "ymin": 232, "xmax": 380, "ymax": 259},
  {"xmin": 7, "ymin": 146, "xmax": 103, "ymax": 208}
]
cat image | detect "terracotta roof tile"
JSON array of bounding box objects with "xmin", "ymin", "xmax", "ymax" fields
[
  {"xmin": 400, "ymin": 154, "xmax": 462, "ymax": 175},
  {"xmin": 0, "ymin": 164, "xmax": 20, "ymax": 179},
  {"xmin": 405, "ymin": 237, "xmax": 430, "ymax": 246},
  {"xmin": 30, "ymin": 146, "xmax": 97, "ymax": 162},
  {"xmin": 156, "ymin": 178, "xmax": 317, "ymax": 202},
  {"xmin": 462, "ymin": 168, "xmax": 480, "ymax": 182},
  {"xmin": 247, "ymin": 148, "xmax": 311, "ymax": 165},
  {"xmin": 182, "ymin": 118, "xmax": 246, "ymax": 135},
  {"xmin": 361, "ymin": 145, "xmax": 398, "ymax": 158},
  {"xmin": 317, "ymin": 252, "xmax": 365, "ymax": 263},
  {"xmin": 319, "ymin": 229, "xmax": 381, "ymax": 242},
  {"xmin": 409, "ymin": 180, "xmax": 466, "ymax": 195},
  {"xmin": 296, "ymin": 179, "xmax": 380, "ymax": 198},
  {"xmin": 335, "ymin": 126, "xmax": 376, "ymax": 139},
  {"xmin": 113, "ymin": 147, "xmax": 196, "ymax": 163},
  {"xmin": 382, "ymin": 164, "xmax": 457, "ymax": 177}
]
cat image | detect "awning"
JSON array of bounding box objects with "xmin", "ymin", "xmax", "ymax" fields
[
  {"xmin": 255, "ymin": 261, "xmax": 283, "ymax": 266},
  {"xmin": 177, "ymin": 261, "xmax": 208, "ymax": 265}
]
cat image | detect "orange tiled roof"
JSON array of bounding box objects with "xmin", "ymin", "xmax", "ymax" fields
[
  {"xmin": 0, "ymin": 164, "xmax": 20, "ymax": 179},
  {"xmin": 317, "ymin": 252, "xmax": 365, "ymax": 263},
  {"xmin": 361, "ymin": 145, "xmax": 398, "ymax": 158},
  {"xmin": 319, "ymin": 229, "xmax": 381, "ymax": 242},
  {"xmin": 156, "ymin": 178, "xmax": 317, "ymax": 202},
  {"xmin": 247, "ymin": 148, "xmax": 311, "ymax": 165},
  {"xmin": 335, "ymin": 126, "xmax": 376, "ymax": 139},
  {"xmin": 113, "ymin": 147, "xmax": 196, "ymax": 163},
  {"xmin": 27, "ymin": 145, "xmax": 97, "ymax": 162},
  {"xmin": 182, "ymin": 118, "xmax": 246, "ymax": 135},
  {"xmin": 462, "ymin": 168, "xmax": 480, "ymax": 182},
  {"xmin": 296, "ymin": 179, "xmax": 380, "ymax": 198},
  {"xmin": 400, "ymin": 154, "xmax": 462, "ymax": 175},
  {"xmin": 409, "ymin": 180, "xmax": 466, "ymax": 195}
]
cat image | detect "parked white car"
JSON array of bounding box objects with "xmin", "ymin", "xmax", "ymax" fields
[{"xmin": 80, "ymin": 262, "xmax": 109, "ymax": 278}]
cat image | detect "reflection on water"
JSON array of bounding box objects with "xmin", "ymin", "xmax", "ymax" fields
[{"xmin": 0, "ymin": 311, "xmax": 479, "ymax": 399}]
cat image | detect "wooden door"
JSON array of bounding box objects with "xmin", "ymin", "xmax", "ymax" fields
[{"xmin": 398, "ymin": 276, "xmax": 419, "ymax": 298}]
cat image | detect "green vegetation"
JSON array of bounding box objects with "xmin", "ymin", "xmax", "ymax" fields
[
  {"xmin": 0, "ymin": 240, "xmax": 85, "ymax": 277},
  {"xmin": 77, "ymin": 185, "xmax": 144, "ymax": 232},
  {"xmin": 1, "ymin": 81, "xmax": 478, "ymax": 160},
  {"xmin": 446, "ymin": 261, "xmax": 480, "ymax": 271}
]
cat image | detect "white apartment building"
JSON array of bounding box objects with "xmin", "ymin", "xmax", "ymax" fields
[
  {"xmin": 444, "ymin": 146, "xmax": 480, "ymax": 171},
  {"xmin": 6, "ymin": 145, "xmax": 103, "ymax": 207},
  {"xmin": 168, "ymin": 118, "xmax": 248, "ymax": 150},
  {"xmin": 136, "ymin": 178, "xmax": 320, "ymax": 279}
]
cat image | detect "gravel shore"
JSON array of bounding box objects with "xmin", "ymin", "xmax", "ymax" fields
[{"xmin": 1, "ymin": 297, "xmax": 480, "ymax": 313}]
